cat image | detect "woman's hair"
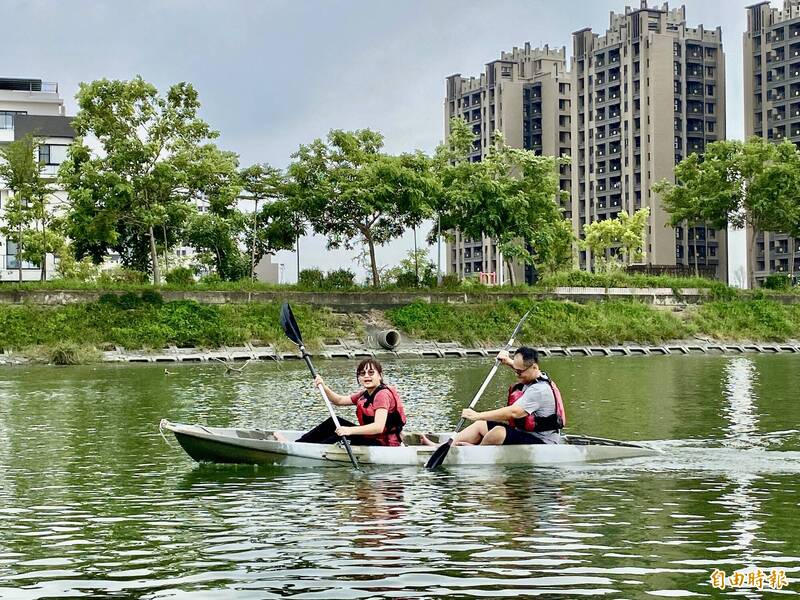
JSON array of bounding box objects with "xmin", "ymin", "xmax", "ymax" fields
[{"xmin": 355, "ymin": 358, "xmax": 383, "ymax": 383}]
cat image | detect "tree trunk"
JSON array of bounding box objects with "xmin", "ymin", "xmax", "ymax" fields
[
  {"xmin": 367, "ymin": 235, "xmax": 380, "ymax": 287},
  {"xmin": 149, "ymin": 225, "xmax": 161, "ymax": 285},
  {"xmin": 413, "ymin": 225, "xmax": 418, "ymax": 286},
  {"xmin": 507, "ymin": 260, "xmax": 516, "ymax": 286},
  {"xmin": 162, "ymin": 225, "xmax": 169, "ymax": 274},
  {"xmin": 41, "ymin": 221, "xmax": 47, "ymax": 282},
  {"xmin": 251, "ymin": 199, "xmax": 259, "ymax": 281},
  {"xmin": 694, "ymin": 231, "xmax": 699, "ymax": 279},
  {"xmin": 749, "ymin": 228, "xmax": 758, "ymax": 289},
  {"xmin": 17, "ymin": 222, "xmax": 22, "ymax": 284}
]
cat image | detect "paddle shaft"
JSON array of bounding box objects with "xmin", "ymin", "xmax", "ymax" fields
[
  {"xmin": 445, "ymin": 310, "xmax": 531, "ymax": 438},
  {"xmin": 299, "ymin": 344, "xmax": 360, "ymax": 469}
]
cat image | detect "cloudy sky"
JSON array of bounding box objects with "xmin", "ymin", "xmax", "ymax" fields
[{"xmin": 10, "ymin": 0, "xmax": 757, "ymax": 282}]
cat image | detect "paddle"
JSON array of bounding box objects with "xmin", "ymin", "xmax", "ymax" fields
[
  {"xmin": 425, "ymin": 310, "xmax": 531, "ymax": 470},
  {"xmin": 279, "ymin": 302, "xmax": 360, "ymax": 470}
]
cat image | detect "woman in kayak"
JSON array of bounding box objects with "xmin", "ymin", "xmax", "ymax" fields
[{"xmin": 274, "ymin": 358, "xmax": 407, "ymax": 446}]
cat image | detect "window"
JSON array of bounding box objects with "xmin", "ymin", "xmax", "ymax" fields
[
  {"xmin": 0, "ymin": 111, "xmax": 26, "ymax": 130},
  {"xmin": 5, "ymin": 240, "xmax": 36, "ymax": 269},
  {"xmin": 38, "ymin": 144, "xmax": 69, "ymax": 166}
]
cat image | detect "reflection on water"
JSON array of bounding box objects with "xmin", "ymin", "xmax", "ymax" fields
[{"xmin": 0, "ymin": 355, "xmax": 798, "ymax": 598}]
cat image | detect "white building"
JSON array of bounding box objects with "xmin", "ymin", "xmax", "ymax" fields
[{"xmin": 0, "ymin": 77, "xmax": 74, "ymax": 281}]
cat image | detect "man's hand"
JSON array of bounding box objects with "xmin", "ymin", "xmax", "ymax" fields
[{"xmin": 497, "ymin": 350, "xmax": 513, "ymax": 366}]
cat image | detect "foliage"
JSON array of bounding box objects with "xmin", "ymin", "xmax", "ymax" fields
[
  {"xmin": 60, "ymin": 76, "xmax": 234, "ymax": 284},
  {"xmin": 0, "ymin": 301, "xmax": 343, "ymax": 352},
  {"xmin": 239, "ymin": 163, "xmax": 304, "ymax": 279},
  {"xmin": 654, "ymin": 138, "xmax": 800, "ymax": 284},
  {"xmin": 581, "ymin": 208, "xmax": 650, "ymax": 271},
  {"xmin": 692, "ymin": 299, "xmax": 800, "ymax": 341},
  {"xmin": 385, "ymin": 249, "xmax": 437, "ymax": 288},
  {"xmin": 433, "ymin": 118, "xmax": 572, "ymax": 283},
  {"xmin": 536, "ymin": 269, "xmax": 725, "ymax": 291},
  {"xmin": 387, "ymin": 299, "xmax": 690, "ymax": 346},
  {"xmin": 184, "ymin": 210, "xmax": 250, "ymax": 281},
  {"xmin": 298, "ymin": 268, "xmax": 326, "ymax": 289},
  {"xmin": 288, "ymin": 129, "xmax": 437, "ymax": 287},
  {"xmin": 54, "ymin": 251, "xmax": 102, "ymax": 282},
  {"xmin": 97, "ymin": 267, "xmax": 150, "ymax": 285},
  {"xmin": 762, "ymin": 273, "xmax": 793, "ymax": 291},
  {"xmin": 165, "ymin": 267, "xmax": 196, "ymax": 286},
  {"xmin": 324, "ymin": 268, "xmax": 356, "ymax": 290},
  {"xmin": 0, "ymin": 134, "xmax": 64, "ymax": 281}
]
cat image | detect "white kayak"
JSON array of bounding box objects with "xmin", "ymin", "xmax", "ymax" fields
[{"xmin": 160, "ymin": 420, "xmax": 658, "ymax": 467}]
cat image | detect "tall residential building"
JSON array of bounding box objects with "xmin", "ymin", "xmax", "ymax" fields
[
  {"xmin": 744, "ymin": 0, "xmax": 800, "ymax": 283},
  {"xmin": 0, "ymin": 77, "xmax": 74, "ymax": 281},
  {"xmin": 571, "ymin": 2, "xmax": 728, "ymax": 280},
  {"xmin": 444, "ymin": 44, "xmax": 572, "ymax": 284}
]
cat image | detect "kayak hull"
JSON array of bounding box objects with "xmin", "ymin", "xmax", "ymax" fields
[{"xmin": 160, "ymin": 420, "xmax": 658, "ymax": 467}]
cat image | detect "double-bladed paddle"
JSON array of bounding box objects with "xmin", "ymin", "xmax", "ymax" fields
[
  {"xmin": 425, "ymin": 310, "xmax": 532, "ymax": 470},
  {"xmin": 279, "ymin": 302, "xmax": 360, "ymax": 470}
]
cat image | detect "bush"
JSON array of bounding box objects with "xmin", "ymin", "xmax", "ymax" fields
[
  {"xmin": 98, "ymin": 267, "xmax": 150, "ymax": 285},
  {"xmin": 763, "ymin": 273, "xmax": 793, "ymax": 290},
  {"xmin": 440, "ymin": 274, "xmax": 462, "ymax": 289},
  {"xmin": 140, "ymin": 290, "xmax": 164, "ymax": 306},
  {"xmin": 325, "ymin": 268, "xmax": 356, "ymax": 290},
  {"xmin": 165, "ymin": 267, "xmax": 196, "ymax": 286},
  {"xmin": 48, "ymin": 342, "xmax": 99, "ymax": 365},
  {"xmin": 298, "ymin": 268, "xmax": 326, "ymax": 290},
  {"xmin": 199, "ymin": 273, "xmax": 223, "ymax": 286}
]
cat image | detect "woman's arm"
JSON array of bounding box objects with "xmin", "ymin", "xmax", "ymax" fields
[
  {"xmin": 336, "ymin": 408, "xmax": 388, "ymax": 437},
  {"xmin": 312, "ymin": 375, "xmax": 352, "ymax": 405}
]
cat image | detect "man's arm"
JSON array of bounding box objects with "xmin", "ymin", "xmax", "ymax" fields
[{"xmin": 463, "ymin": 404, "xmax": 527, "ymax": 422}]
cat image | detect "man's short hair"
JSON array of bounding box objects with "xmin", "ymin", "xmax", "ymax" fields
[{"xmin": 514, "ymin": 346, "xmax": 540, "ymax": 367}]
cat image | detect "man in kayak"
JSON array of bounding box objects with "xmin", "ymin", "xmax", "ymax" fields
[
  {"xmin": 274, "ymin": 358, "xmax": 407, "ymax": 446},
  {"xmin": 425, "ymin": 347, "xmax": 566, "ymax": 446}
]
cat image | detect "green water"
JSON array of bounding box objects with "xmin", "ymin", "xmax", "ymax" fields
[{"xmin": 1, "ymin": 354, "xmax": 799, "ymax": 598}]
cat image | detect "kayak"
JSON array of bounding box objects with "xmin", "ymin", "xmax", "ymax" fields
[{"xmin": 160, "ymin": 420, "xmax": 658, "ymax": 467}]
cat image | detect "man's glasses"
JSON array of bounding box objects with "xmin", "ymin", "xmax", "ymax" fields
[{"xmin": 513, "ymin": 365, "xmax": 531, "ymax": 375}]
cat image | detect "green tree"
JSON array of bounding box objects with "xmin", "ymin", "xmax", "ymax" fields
[
  {"xmin": 653, "ymin": 137, "xmax": 800, "ymax": 286},
  {"xmin": 581, "ymin": 208, "xmax": 650, "ymax": 272},
  {"xmin": 288, "ymin": 129, "xmax": 437, "ymax": 287},
  {"xmin": 0, "ymin": 134, "xmax": 63, "ymax": 281},
  {"xmin": 385, "ymin": 249, "xmax": 437, "ymax": 287},
  {"xmin": 239, "ymin": 164, "xmax": 303, "ymax": 280},
  {"xmin": 60, "ymin": 76, "xmax": 228, "ymax": 284},
  {"xmin": 434, "ymin": 118, "xmax": 571, "ymax": 284}
]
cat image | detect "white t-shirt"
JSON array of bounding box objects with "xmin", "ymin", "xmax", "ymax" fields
[{"xmin": 515, "ymin": 379, "xmax": 563, "ymax": 445}]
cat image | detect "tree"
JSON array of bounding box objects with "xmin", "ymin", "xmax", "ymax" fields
[
  {"xmin": 0, "ymin": 134, "xmax": 62, "ymax": 281},
  {"xmin": 60, "ymin": 76, "xmax": 227, "ymax": 284},
  {"xmin": 385, "ymin": 249, "xmax": 437, "ymax": 287},
  {"xmin": 581, "ymin": 208, "xmax": 650, "ymax": 272},
  {"xmin": 239, "ymin": 164, "xmax": 303, "ymax": 280},
  {"xmin": 288, "ymin": 129, "xmax": 437, "ymax": 287},
  {"xmin": 653, "ymin": 137, "xmax": 800, "ymax": 287},
  {"xmin": 434, "ymin": 118, "xmax": 571, "ymax": 284}
]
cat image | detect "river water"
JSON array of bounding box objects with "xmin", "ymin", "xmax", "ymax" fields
[{"xmin": 0, "ymin": 354, "xmax": 799, "ymax": 598}]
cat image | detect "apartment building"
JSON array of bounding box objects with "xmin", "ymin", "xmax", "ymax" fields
[
  {"xmin": 744, "ymin": 0, "xmax": 800, "ymax": 284},
  {"xmin": 444, "ymin": 44, "xmax": 572, "ymax": 284},
  {"xmin": 571, "ymin": 2, "xmax": 728, "ymax": 280},
  {"xmin": 0, "ymin": 77, "xmax": 74, "ymax": 281}
]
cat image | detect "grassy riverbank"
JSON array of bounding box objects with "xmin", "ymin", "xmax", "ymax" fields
[{"xmin": 1, "ymin": 292, "xmax": 798, "ymax": 363}]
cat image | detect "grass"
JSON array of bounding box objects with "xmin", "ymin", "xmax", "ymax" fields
[
  {"xmin": 0, "ymin": 294, "xmax": 347, "ymax": 354},
  {"xmin": 387, "ymin": 299, "xmax": 691, "ymax": 346},
  {"xmin": 691, "ymin": 299, "xmax": 800, "ymax": 341}
]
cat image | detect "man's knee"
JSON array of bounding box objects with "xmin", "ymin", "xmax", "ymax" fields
[{"xmin": 481, "ymin": 425, "xmax": 507, "ymax": 445}]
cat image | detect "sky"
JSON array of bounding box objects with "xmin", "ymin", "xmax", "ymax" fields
[{"xmin": 9, "ymin": 0, "xmax": 759, "ymax": 282}]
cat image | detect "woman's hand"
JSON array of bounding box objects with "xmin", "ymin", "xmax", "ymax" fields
[
  {"xmin": 335, "ymin": 426, "xmax": 355, "ymax": 437},
  {"xmin": 313, "ymin": 375, "xmax": 325, "ymax": 388},
  {"xmin": 462, "ymin": 408, "xmax": 480, "ymax": 421}
]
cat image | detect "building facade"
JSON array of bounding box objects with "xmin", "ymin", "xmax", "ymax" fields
[
  {"xmin": 0, "ymin": 78, "xmax": 74, "ymax": 281},
  {"xmin": 444, "ymin": 44, "xmax": 571, "ymax": 284},
  {"xmin": 571, "ymin": 2, "xmax": 728, "ymax": 280},
  {"xmin": 744, "ymin": 0, "xmax": 800, "ymax": 284}
]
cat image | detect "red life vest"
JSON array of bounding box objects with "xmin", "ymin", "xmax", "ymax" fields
[
  {"xmin": 506, "ymin": 373, "xmax": 566, "ymax": 433},
  {"xmin": 354, "ymin": 384, "xmax": 407, "ymax": 434}
]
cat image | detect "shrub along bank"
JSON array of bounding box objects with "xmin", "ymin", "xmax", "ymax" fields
[{"xmin": 0, "ymin": 293, "xmax": 798, "ymax": 363}]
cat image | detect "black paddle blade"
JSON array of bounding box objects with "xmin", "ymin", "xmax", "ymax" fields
[
  {"xmin": 424, "ymin": 438, "xmax": 454, "ymax": 470},
  {"xmin": 280, "ymin": 302, "xmax": 303, "ymax": 346}
]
